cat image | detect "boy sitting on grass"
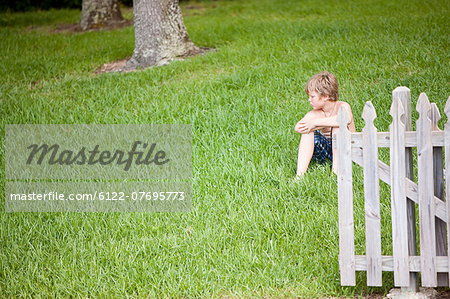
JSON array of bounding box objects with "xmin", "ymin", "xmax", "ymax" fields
[{"xmin": 294, "ymin": 71, "xmax": 356, "ymax": 178}]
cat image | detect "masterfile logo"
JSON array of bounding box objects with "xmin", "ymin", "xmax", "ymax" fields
[
  {"xmin": 26, "ymin": 141, "xmax": 170, "ymax": 171},
  {"xmin": 5, "ymin": 124, "xmax": 192, "ymax": 212}
]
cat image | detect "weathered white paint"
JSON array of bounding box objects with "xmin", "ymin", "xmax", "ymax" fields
[
  {"xmin": 337, "ymin": 106, "xmax": 355, "ymax": 286},
  {"xmin": 390, "ymin": 97, "xmax": 410, "ymax": 287},
  {"xmin": 362, "ymin": 102, "xmax": 382, "ymax": 286}
]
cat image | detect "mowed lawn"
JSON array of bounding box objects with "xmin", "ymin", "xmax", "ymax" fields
[{"xmin": 0, "ymin": 0, "xmax": 449, "ymax": 297}]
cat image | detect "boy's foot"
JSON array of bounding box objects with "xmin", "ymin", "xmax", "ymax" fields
[{"xmin": 293, "ymin": 174, "xmax": 304, "ymax": 182}]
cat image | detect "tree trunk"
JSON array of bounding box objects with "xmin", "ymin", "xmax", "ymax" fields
[
  {"xmin": 80, "ymin": 0, "xmax": 123, "ymax": 31},
  {"xmin": 122, "ymin": 0, "xmax": 202, "ymax": 71}
]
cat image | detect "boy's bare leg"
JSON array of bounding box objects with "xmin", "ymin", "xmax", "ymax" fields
[{"xmin": 296, "ymin": 132, "xmax": 314, "ymax": 176}]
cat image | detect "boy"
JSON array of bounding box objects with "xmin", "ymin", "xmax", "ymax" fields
[{"xmin": 294, "ymin": 71, "xmax": 355, "ymax": 177}]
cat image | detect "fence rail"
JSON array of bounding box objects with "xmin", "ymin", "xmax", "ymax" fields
[{"xmin": 336, "ymin": 86, "xmax": 450, "ymax": 290}]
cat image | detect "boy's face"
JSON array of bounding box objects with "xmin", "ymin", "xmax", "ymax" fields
[{"xmin": 308, "ymin": 91, "xmax": 329, "ymax": 110}]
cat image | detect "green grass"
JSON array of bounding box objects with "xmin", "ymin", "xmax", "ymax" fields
[{"xmin": 0, "ymin": 0, "xmax": 449, "ymax": 297}]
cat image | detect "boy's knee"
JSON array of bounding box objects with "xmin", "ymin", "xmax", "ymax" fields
[
  {"xmin": 301, "ymin": 132, "xmax": 314, "ymax": 142},
  {"xmin": 299, "ymin": 132, "xmax": 315, "ymax": 148}
]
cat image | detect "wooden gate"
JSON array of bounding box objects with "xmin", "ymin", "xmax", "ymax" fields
[{"xmin": 336, "ymin": 87, "xmax": 450, "ymax": 290}]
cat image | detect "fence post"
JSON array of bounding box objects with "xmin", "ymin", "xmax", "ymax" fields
[
  {"xmin": 393, "ymin": 87, "xmax": 419, "ymax": 292},
  {"xmin": 444, "ymin": 97, "xmax": 450, "ymax": 286},
  {"xmin": 390, "ymin": 97, "xmax": 410, "ymax": 287},
  {"xmin": 362, "ymin": 101, "xmax": 382, "ymax": 286},
  {"xmin": 337, "ymin": 105, "xmax": 355, "ymax": 286},
  {"xmin": 416, "ymin": 93, "xmax": 437, "ymax": 287},
  {"xmin": 430, "ymin": 103, "xmax": 448, "ymax": 286}
]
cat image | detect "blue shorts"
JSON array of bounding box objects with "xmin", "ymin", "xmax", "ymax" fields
[{"xmin": 312, "ymin": 130, "xmax": 332, "ymax": 164}]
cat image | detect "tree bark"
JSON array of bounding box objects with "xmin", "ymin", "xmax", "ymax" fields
[
  {"xmin": 122, "ymin": 0, "xmax": 203, "ymax": 71},
  {"xmin": 80, "ymin": 0, "xmax": 123, "ymax": 31}
]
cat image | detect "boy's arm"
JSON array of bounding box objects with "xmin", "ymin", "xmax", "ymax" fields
[
  {"xmin": 340, "ymin": 102, "xmax": 356, "ymax": 132},
  {"xmin": 295, "ymin": 103, "xmax": 355, "ymax": 134},
  {"xmin": 296, "ymin": 116, "xmax": 338, "ymax": 134},
  {"xmin": 294, "ymin": 111, "xmax": 317, "ymax": 133}
]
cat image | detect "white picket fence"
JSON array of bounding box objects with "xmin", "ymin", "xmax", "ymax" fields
[{"xmin": 336, "ymin": 87, "xmax": 450, "ymax": 290}]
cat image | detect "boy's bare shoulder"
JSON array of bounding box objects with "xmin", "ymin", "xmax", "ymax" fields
[
  {"xmin": 305, "ymin": 109, "xmax": 324, "ymax": 118},
  {"xmin": 337, "ymin": 101, "xmax": 351, "ymax": 108},
  {"xmin": 299, "ymin": 109, "xmax": 323, "ymax": 123},
  {"xmin": 332, "ymin": 101, "xmax": 353, "ymax": 115}
]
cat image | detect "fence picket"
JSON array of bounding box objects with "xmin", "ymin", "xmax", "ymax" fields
[
  {"xmin": 430, "ymin": 103, "xmax": 448, "ymax": 286},
  {"xmin": 393, "ymin": 86, "xmax": 418, "ymax": 291},
  {"xmin": 416, "ymin": 93, "xmax": 437, "ymax": 287},
  {"xmin": 444, "ymin": 97, "xmax": 450, "ymax": 286},
  {"xmin": 337, "ymin": 105, "xmax": 355, "ymax": 286},
  {"xmin": 362, "ymin": 101, "xmax": 382, "ymax": 286},
  {"xmin": 390, "ymin": 97, "xmax": 410, "ymax": 286}
]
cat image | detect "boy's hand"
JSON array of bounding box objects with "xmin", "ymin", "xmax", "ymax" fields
[{"xmin": 295, "ymin": 119, "xmax": 316, "ymax": 134}]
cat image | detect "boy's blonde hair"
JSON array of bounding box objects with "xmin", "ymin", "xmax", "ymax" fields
[{"xmin": 305, "ymin": 71, "xmax": 339, "ymax": 101}]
